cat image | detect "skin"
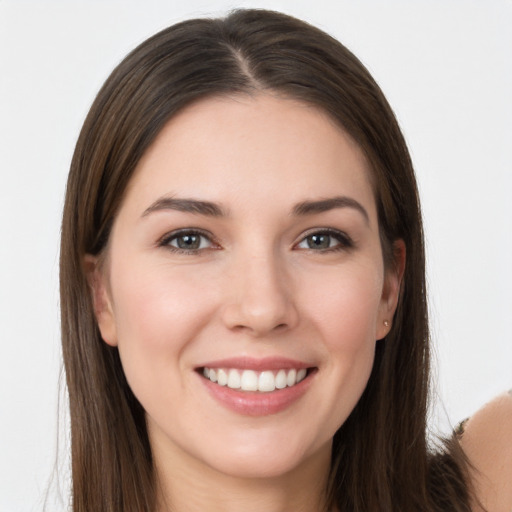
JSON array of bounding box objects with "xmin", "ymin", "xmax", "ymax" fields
[
  {"xmin": 461, "ymin": 391, "xmax": 512, "ymax": 512},
  {"xmin": 87, "ymin": 94, "xmax": 404, "ymax": 512}
]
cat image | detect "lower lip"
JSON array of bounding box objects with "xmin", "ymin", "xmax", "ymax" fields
[{"xmin": 199, "ymin": 370, "xmax": 315, "ymax": 416}]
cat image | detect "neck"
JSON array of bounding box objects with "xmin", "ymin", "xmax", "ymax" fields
[{"xmin": 153, "ymin": 439, "xmax": 333, "ymax": 512}]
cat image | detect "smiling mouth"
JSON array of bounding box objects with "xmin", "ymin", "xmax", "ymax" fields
[{"xmin": 199, "ymin": 367, "xmax": 315, "ymax": 393}]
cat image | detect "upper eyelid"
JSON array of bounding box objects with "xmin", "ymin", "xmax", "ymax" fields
[
  {"xmin": 295, "ymin": 227, "xmax": 351, "ymax": 241},
  {"xmin": 293, "ymin": 228, "xmax": 354, "ymax": 250},
  {"xmin": 158, "ymin": 228, "xmax": 217, "ymax": 246},
  {"xmin": 156, "ymin": 226, "xmax": 352, "ymax": 248}
]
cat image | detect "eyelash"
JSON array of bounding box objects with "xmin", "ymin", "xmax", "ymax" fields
[
  {"xmin": 295, "ymin": 228, "xmax": 354, "ymax": 253},
  {"xmin": 158, "ymin": 229, "xmax": 219, "ymax": 254},
  {"xmin": 158, "ymin": 228, "xmax": 354, "ymax": 254}
]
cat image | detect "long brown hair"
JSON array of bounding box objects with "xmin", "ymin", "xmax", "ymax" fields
[{"xmin": 60, "ymin": 9, "xmax": 472, "ymax": 511}]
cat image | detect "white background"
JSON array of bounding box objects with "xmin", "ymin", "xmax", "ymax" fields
[{"xmin": 1, "ymin": 1, "xmax": 511, "ymax": 510}]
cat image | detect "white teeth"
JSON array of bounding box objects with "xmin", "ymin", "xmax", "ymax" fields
[
  {"xmin": 227, "ymin": 369, "xmax": 241, "ymax": 389},
  {"xmin": 275, "ymin": 369, "xmax": 287, "ymax": 389},
  {"xmin": 258, "ymin": 371, "xmax": 276, "ymax": 392},
  {"xmin": 240, "ymin": 370, "xmax": 258, "ymax": 391},
  {"xmin": 286, "ymin": 369, "xmax": 297, "ymax": 387},
  {"xmin": 203, "ymin": 367, "xmax": 309, "ymax": 392},
  {"xmin": 217, "ymin": 369, "xmax": 228, "ymax": 386}
]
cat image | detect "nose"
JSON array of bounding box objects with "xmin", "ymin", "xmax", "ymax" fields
[{"xmin": 221, "ymin": 253, "xmax": 299, "ymax": 337}]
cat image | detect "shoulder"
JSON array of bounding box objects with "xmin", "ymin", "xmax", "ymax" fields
[{"xmin": 459, "ymin": 391, "xmax": 512, "ymax": 512}]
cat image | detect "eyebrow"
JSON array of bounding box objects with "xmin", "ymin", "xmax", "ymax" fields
[
  {"xmin": 142, "ymin": 197, "xmax": 227, "ymax": 218},
  {"xmin": 142, "ymin": 194, "xmax": 369, "ymax": 224},
  {"xmin": 292, "ymin": 196, "xmax": 369, "ymax": 224}
]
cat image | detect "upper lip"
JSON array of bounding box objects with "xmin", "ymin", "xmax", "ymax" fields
[{"xmin": 197, "ymin": 356, "xmax": 314, "ymax": 371}]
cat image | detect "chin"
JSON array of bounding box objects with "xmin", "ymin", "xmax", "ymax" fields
[{"xmin": 195, "ymin": 429, "xmax": 333, "ymax": 480}]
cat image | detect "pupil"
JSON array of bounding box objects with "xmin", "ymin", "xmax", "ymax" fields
[
  {"xmin": 308, "ymin": 234, "xmax": 329, "ymax": 249},
  {"xmin": 178, "ymin": 234, "xmax": 200, "ymax": 249}
]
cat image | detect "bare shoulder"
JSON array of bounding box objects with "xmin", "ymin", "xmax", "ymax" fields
[{"xmin": 459, "ymin": 391, "xmax": 512, "ymax": 512}]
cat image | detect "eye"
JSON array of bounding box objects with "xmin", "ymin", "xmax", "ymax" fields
[
  {"xmin": 159, "ymin": 229, "xmax": 217, "ymax": 253},
  {"xmin": 295, "ymin": 229, "xmax": 353, "ymax": 252}
]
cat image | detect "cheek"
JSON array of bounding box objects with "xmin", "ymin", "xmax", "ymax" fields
[
  {"xmin": 112, "ymin": 257, "xmax": 212, "ymax": 337},
  {"xmin": 298, "ymin": 262, "xmax": 383, "ymax": 424},
  {"xmin": 108, "ymin": 258, "xmax": 216, "ymax": 390},
  {"xmin": 302, "ymin": 261, "xmax": 384, "ymax": 349}
]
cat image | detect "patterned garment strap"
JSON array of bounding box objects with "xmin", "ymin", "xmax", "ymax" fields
[{"xmin": 454, "ymin": 417, "xmax": 469, "ymax": 439}]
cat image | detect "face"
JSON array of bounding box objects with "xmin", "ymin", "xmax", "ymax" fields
[{"xmin": 89, "ymin": 94, "xmax": 402, "ymax": 480}]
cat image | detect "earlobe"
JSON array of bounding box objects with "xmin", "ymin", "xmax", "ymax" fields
[
  {"xmin": 83, "ymin": 254, "xmax": 118, "ymax": 346},
  {"xmin": 377, "ymin": 239, "xmax": 406, "ymax": 340}
]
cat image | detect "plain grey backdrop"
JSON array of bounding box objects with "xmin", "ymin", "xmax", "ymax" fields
[{"xmin": 1, "ymin": 1, "xmax": 511, "ymax": 510}]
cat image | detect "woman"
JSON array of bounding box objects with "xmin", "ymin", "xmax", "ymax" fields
[{"xmin": 60, "ymin": 8, "xmax": 511, "ymax": 512}]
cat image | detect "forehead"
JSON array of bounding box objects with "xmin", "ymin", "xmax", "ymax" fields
[{"xmin": 121, "ymin": 94, "xmax": 377, "ymax": 220}]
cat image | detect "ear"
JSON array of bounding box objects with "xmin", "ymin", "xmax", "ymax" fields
[
  {"xmin": 83, "ymin": 254, "xmax": 118, "ymax": 346},
  {"xmin": 376, "ymin": 239, "xmax": 406, "ymax": 340}
]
